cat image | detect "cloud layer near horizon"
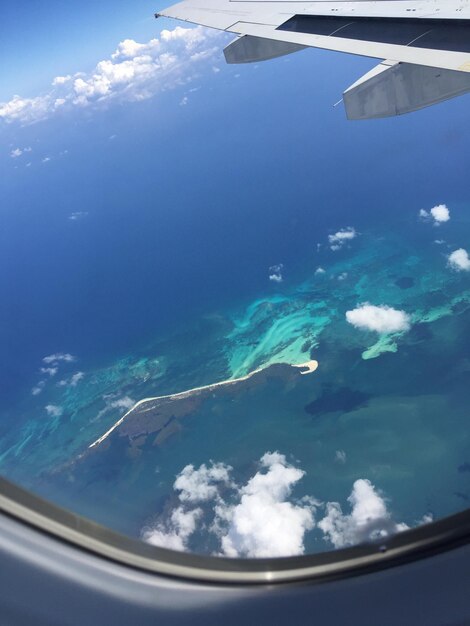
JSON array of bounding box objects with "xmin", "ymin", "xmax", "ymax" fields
[
  {"xmin": 1, "ymin": 26, "xmax": 225, "ymax": 125},
  {"xmin": 142, "ymin": 452, "xmax": 428, "ymax": 557}
]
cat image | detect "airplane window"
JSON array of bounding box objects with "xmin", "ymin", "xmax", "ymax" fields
[{"xmin": 1, "ymin": 1, "xmax": 470, "ymax": 566}]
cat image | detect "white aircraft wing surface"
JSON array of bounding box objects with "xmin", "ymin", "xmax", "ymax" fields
[{"xmin": 156, "ymin": 0, "xmax": 470, "ymax": 118}]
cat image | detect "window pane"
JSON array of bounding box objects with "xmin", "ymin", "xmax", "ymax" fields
[{"xmin": 1, "ymin": 2, "xmax": 469, "ymax": 560}]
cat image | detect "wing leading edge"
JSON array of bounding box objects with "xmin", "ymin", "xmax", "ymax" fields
[{"xmin": 156, "ymin": 0, "xmax": 470, "ymax": 117}]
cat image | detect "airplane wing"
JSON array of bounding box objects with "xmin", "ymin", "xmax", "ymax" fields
[{"xmin": 156, "ymin": 0, "xmax": 470, "ymax": 118}]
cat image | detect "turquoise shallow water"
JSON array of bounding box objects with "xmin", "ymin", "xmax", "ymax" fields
[{"xmin": 1, "ymin": 210, "xmax": 468, "ymax": 555}]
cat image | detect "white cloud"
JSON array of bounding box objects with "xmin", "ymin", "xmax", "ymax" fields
[
  {"xmin": 1, "ymin": 94, "xmax": 52, "ymax": 124},
  {"xmin": 70, "ymin": 372, "xmax": 85, "ymax": 387},
  {"xmin": 52, "ymin": 75, "xmax": 72, "ymax": 86},
  {"xmin": 93, "ymin": 394, "xmax": 136, "ymax": 423},
  {"xmin": 315, "ymin": 267, "xmax": 326, "ymax": 275},
  {"xmin": 69, "ymin": 211, "xmax": 88, "ymax": 221},
  {"xmin": 337, "ymin": 272, "xmax": 348, "ymax": 281},
  {"xmin": 179, "ymin": 96, "xmax": 188, "ymax": 106},
  {"xmin": 346, "ymin": 303, "xmax": 411, "ymax": 334},
  {"xmin": 335, "ymin": 450, "xmax": 347, "ymax": 464},
  {"xmin": 142, "ymin": 453, "xmax": 434, "ymax": 557},
  {"xmin": 110, "ymin": 396, "xmax": 135, "ymax": 410},
  {"xmin": 32, "ymin": 354, "xmax": 78, "ymax": 396},
  {"xmin": 10, "ymin": 147, "xmax": 31, "ymax": 158},
  {"xmin": 0, "ymin": 26, "xmax": 226, "ymax": 125},
  {"xmin": 58, "ymin": 371, "xmax": 85, "ymax": 387},
  {"xmin": 448, "ymin": 248, "xmax": 470, "ymax": 271},
  {"xmin": 434, "ymin": 239, "xmax": 445, "ymax": 245},
  {"xmin": 43, "ymin": 352, "xmax": 76, "ymax": 364},
  {"xmin": 45, "ymin": 404, "xmax": 63, "ymax": 418},
  {"xmin": 419, "ymin": 204, "xmax": 450, "ymax": 225},
  {"xmin": 42, "ymin": 156, "xmax": 51, "ymax": 163},
  {"xmin": 174, "ymin": 462, "xmax": 233, "ymax": 503},
  {"xmin": 269, "ymin": 263, "xmax": 283, "ymax": 283},
  {"xmin": 431, "ymin": 204, "xmax": 450, "ymax": 223},
  {"xmin": 217, "ymin": 452, "xmax": 315, "ymax": 558},
  {"xmin": 40, "ymin": 366, "xmax": 58, "ymax": 377},
  {"xmin": 318, "ymin": 479, "xmax": 409, "ymax": 548},
  {"xmin": 31, "ymin": 381, "xmax": 46, "ymax": 396},
  {"xmin": 142, "ymin": 507, "xmax": 202, "ymax": 551},
  {"xmin": 328, "ymin": 227, "xmax": 357, "ymax": 251},
  {"xmin": 112, "ymin": 39, "xmax": 148, "ymax": 60},
  {"xmin": 143, "ymin": 453, "xmax": 316, "ymax": 558}
]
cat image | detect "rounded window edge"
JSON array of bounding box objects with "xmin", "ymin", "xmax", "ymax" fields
[{"xmin": 0, "ymin": 476, "xmax": 469, "ymax": 585}]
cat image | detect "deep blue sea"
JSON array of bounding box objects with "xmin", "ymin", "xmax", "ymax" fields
[{"xmin": 1, "ymin": 45, "xmax": 469, "ymax": 556}]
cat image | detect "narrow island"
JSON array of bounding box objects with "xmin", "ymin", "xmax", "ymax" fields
[{"xmin": 89, "ymin": 360, "xmax": 319, "ymax": 449}]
